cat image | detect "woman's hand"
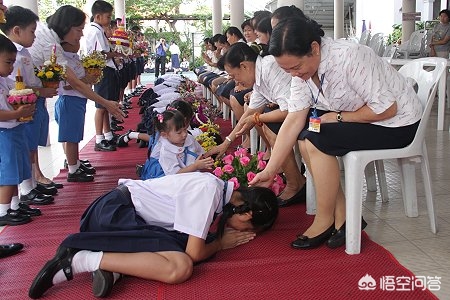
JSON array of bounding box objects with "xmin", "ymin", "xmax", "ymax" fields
[
  {"xmin": 220, "ymin": 228, "xmax": 256, "ymax": 250},
  {"xmin": 16, "ymin": 103, "xmax": 35, "ymax": 118},
  {"xmin": 194, "ymin": 154, "xmax": 215, "ymax": 170},
  {"xmin": 204, "ymin": 141, "xmax": 230, "ymax": 158},
  {"xmin": 103, "ymin": 100, "xmax": 125, "ymax": 121},
  {"xmin": 82, "ymin": 73, "xmax": 100, "ymax": 85},
  {"xmin": 319, "ymin": 112, "xmax": 339, "ymax": 123},
  {"xmin": 36, "ymin": 87, "xmax": 58, "ymax": 98},
  {"xmin": 248, "ymin": 170, "xmax": 275, "ymax": 188},
  {"xmin": 235, "ymin": 115, "xmax": 255, "ymax": 137}
]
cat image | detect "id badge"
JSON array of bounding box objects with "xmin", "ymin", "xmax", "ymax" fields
[{"xmin": 308, "ymin": 117, "xmax": 321, "ymax": 133}]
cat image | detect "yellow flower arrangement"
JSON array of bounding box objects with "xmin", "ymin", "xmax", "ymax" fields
[
  {"xmin": 195, "ymin": 122, "xmax": 221, "ymax": 152},
  {"xmin": 81, "ymin": 51, "xmax": 107, "ymax": 84}
]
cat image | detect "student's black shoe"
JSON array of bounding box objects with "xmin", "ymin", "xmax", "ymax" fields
[
  {"xmin": 95, "ymin": 140, "xmax": 117, "ymax": 152},
  {"xmin": 35, "ymin": 183, "xmax": 58, "ymax": 196},
  {"xmin": 92, "ymin": 269, "xmax": 122, "ymax": 298},
  {"xmin": 20, "ymin": 189, "xmax": 54, "ymax": 205},
  {"xmin": 0, "ymin": 210, "xmax": 32, "ymax": 226},
  {"xmin": 110, "ymin": 124, "xmax": 124, "ymax": 132},
  {"xmin": 117, "ymin": 130, "xmax": 132, "ymax": 147},
  {"xmin": 111, "ymin": 117, "xmax": 124, "ymax": 124},
  {"xmin": 67, "ymin": 168, "xmax": 95, "ymax": 182},
  {"xmin": 37, "ymin": 181, "xmax": 64, "ymax": 189},
  {"xmin": 18, "ymin": 203, "xmax": 42, "ymax": 216},
  {"xmin": 64, "ymin": 159, "xmax": 91, "ymax": 169},
  {"xmin": 0, "ymin": 243, "xmax": 24, "ymax": 258},
  {"xmin": 79, "ymin": 161, "xmax": 96, "ymax": 175}
]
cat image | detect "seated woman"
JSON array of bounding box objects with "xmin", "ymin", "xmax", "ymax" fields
[{"xmin": 28, "ymin": 172, "xmax": 279, "ymax": 299}]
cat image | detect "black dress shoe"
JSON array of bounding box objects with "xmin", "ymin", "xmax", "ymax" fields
[
  {"xmin": 95, "ymin": 140, "xmax": 117, "ymax": 152},
  {"xmin": 37, "ymin": 181, "xmax": 64, "ymax": 189},
  {"xmin": 20, "ymin": 189, "xmax": 54, "ymax": 205},
  {"xmin": 277, "ymin": 185, "xmax": 306, "ymax": 207},
  {"xmin": 18, "ymin": 203, "xmax": 42, "ymax": 216},
  {"xmin": 291, "ymin": 225, "xmax": 335, "ymax": 249},
  {"xmin": 35, "ymin": 183, "xmax": 58, "ymax": 196},
  {"xmin": 64, "ymin": 159, "xmax": 91, "ymax": 170},
  {"xmin": 116, "ymin": 130, "xmax": 132, "ymax": 147},
  {"xmin": 111, "ymin": 117, "xmax": 124, "ymax": 124},
  {"xmin": 326, "ymin": 218, "xmax": 368, "ymax": 249},
  {"xmin": 0, "ymin": 243, "xmax": 24, "ymax": 258},
  {"xmin": 67, "ymin": 168, "xmax": 94, "ymax": 182},
  {"xmin": 29, "ymin": 246, "xmax": 81, "ymax": 299},
  {"xmin": 0, "ymin": 210, "xmax": 32, "ymax": 226},
  {"xmin": 79, "ymin": 161, "xmax": 96, "ymax": 175},
  {"xmin": 92, "ymin": 269, "xmax": 122, "ymax": 298},
  {"xmin": 110, "ymin": 124, "xmax": 124, "ymax": 132}
]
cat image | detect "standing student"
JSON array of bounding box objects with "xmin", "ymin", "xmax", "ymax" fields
[
  {"xmin": 29, "ymin": 172, "xmax": 279, "ymax": 299},
  {"xmin": 84, "ymin": 0, "xmax": 123, "ymax": 152},
  {"xmin": 0, "ymin": 6, "xmax": 58, "ymax": 205},
  {"xmin": 154, "ymin": 37, "xmax": 168, "ymax": 78},
  {"xmin": 0, "ymin": 34, "xmax": 38, "ymax": 226},
  {"xmin": 169, "ymin": 40, "xmax": 181, "ymax": 74}
]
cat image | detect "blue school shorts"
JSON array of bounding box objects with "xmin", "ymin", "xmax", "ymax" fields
[
  {"xmin": 0, "ymin": 124, "xmax": 31, "ymax": 185},
  {"xmin": 94, "ymin": 66, "xmax": 120, "ymax": 108},
  {"xmin": 23, "ymin": 97, "xmax": 49, "ymax": 150},
  {"xmin": 55, "ymin": 95, "xmax": 87, "ymax": 143}
]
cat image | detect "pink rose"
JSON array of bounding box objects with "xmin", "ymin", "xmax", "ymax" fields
[
  {"xmin": 223, "ymin": 164, "xmax": 234, "ymax": 174},
  {"xmin": 229, "ymin": 177, "xmax": 240, "ymax": 190},
  {"xmin": 222, "ymin": 154, "xmax": 234, "ymax": 165},
  {"xmin": 239, "ymin": 156, "xmax": 251, "ymax": 166},
  {"xmin": 234, "ymin": 147, "xmax": 248, "ymax": 157},
  {"xmin": 213, "ymin": 167, "xmax": 223, "ymax": 177},
  {"xmin": 257, "ymin": 160, "xmax": 267, "ymax": 170},
  {"xmin": 247, "ymin": 171, "xmax": 256, "ymax": 182},
  {"xmin": 271, "ymin": 182, "xmax": 282, "ymax": 196},
  {"xmin": 257, "ymin": 151, "xmax": 265, "ymax": 161}
]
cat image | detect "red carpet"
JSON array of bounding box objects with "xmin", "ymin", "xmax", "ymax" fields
[{"xmin": 0, "ymin": 91, "xmax": 437, "ymax": 299}]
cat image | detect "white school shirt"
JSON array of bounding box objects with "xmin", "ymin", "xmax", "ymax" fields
[
  {"xmin": 84, "ymin": 22, "xmax": 116, "ymax": 69},
  {"xmin": 0, "ymin": 77, "xmax": 20, "ymax": 129},
  {"xmin": 289, "ymin": 37, "xmax": 422, "ymax": 127},
  {"xmin": 248, "ymin": 55, "xmax": 290, "ymax": 111},
  {"xmin": 157, "ymin": 134, "xmax": 205, "ymax": 175},
  {"xmin": 119, "ymin": 172, "xmax": 234, "ymax": 239},
  {"xmin": 9, "ymin": 42, "xmax": 42, "ymax": 88},
  {"xmin": 28, "ymin": 22, "xmax": 68, "ymax": 69},
  {"xmin": 57, "ymin": 51, "xmax": 85, "ymax": 98},
  {"xmin": 169, "ymin": 44, "xmax": 180, "ymax": 55}
]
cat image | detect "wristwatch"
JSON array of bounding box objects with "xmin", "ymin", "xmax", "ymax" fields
[{"xmin": 336, "ymin": 112, "xmax": 343, "ymax": 122}]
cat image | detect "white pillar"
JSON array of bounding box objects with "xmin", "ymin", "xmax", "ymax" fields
[
  {"xmin": 334, "ymin": 0, "xmax": 344, "ymax": 39},
  {"xmin": 5, "ymin": 0, "xmax": 38, "ymax": 14},
  {"xmin": 114, "ymin": 0, "xmax": 126, "ymax": 25},
  {"xmin": 230, "ymin": 0, "xmax": 244, "ymax": 29},
  {"xmin": 422, "ymin": 0, "xmax": 435, "ymax": 21},
  {"xmin": 212, "ymin": 0, "xmax": 222, "ymax": 35},
  {"xmin": 84, "ymin": 0, "xmax": 96, "ymax": 18},
  {"xmin": 402, "ymin": 0, "xmax": 416, "ymax": 43},
  {"xmin": 277, "ymin": 0, "xmax": 304, "ymax": 9},
  {"xmin": 441, "ymin": 0, "xmax": 447, "ymax": 10}
]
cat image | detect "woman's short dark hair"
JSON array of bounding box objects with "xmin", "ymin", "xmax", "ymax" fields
[
  {"xmin": 0, "ymin": 6, "xmax": 39, "ymax": 34},
  {"xmin": 0, "ymin": 34, "xmax": 17, "ymax": 55},
  {"xmin": 47, "ymin": 5, "xmax": 86, "ymax": 40},
  {"xmin": 222, "ymin": 42, "xmax": 258, "ymax": 69},
  {"xmin": 271, "ymin": 5, "xmax": 307, "ymax": 21},
  {"xmin": 269, "ymin": 17, "xmax": 324, "ymax": 58},
  {"xmin": 255, "ymin": 16, "xmax": 272, "ymax": 36},
  {"xmin": 439, "ymin": 9, "xmax": 450, "ymax": 19},
  {"xmin": 241, "ymin": 19, "xmax": 253, "ymax": 31},
  {"xmin": 225, "ymin": 26, "xmax": 246, "ymax": 42}
]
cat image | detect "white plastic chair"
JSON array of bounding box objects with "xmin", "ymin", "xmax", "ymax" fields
[
  {"xmin": 343, "ymin": 57, "xmax": 446, "ymax": 255},
  {"xmin": 359, "ymin": 31, "xmax": 371, "ymax": 46},
  {"xmin": 395, "ymin": 29, "xmax": 426, "ymax": 59},
  {"xmin": 368, "ymin": 33, "xmax": 385, "ymax": 56}
]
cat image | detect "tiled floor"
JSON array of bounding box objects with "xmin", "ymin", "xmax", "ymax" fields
[{"xmin": 2, "ymin": 72, "xmax": 450, "ymax": 298}]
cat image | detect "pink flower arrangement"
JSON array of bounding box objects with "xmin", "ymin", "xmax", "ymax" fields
[
  {"xmin": 7, "ymin": 93, "xmax": 38, "ymax": 105},
  {"xmin": 213, "ymin": 148, "xmax": 285, "ymax": 194}
]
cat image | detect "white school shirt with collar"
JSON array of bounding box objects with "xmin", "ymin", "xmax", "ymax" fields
[
  {"xmin": 248, "ymin": 55, "xmax": 290, "ymax": 111},
  {"xmin": 0, "ymin": 77, "xmax": 20, "ymax": 129},
  {"xmin": 28, "ymin": 22, "xmax": 68, "ymax": 69},
  {"xmin": 158, "ymin": 134, "xmax": 205, "ymax": 175},
  {"xmin": 84, "ymin": 22, "xmax": 116, "ymax": 69},
  {"xmin": 9, "ymin": 42, "xmax": 42, "ymax": 88},
  {"xmin": 119, "ymin": 172, "xmax": 234, "ymax": 239},
  {"xmin": 57, "ymin": 51, "xmax": 85, "ymax": 98},
  {"xmin": 288, "ymin": 37, "xmax": 422, "ymax": 127}
]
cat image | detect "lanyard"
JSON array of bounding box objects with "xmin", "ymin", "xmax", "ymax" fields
[{"xmin": 306, "ymin": 73, "xmax": 325, "ymax": 118}]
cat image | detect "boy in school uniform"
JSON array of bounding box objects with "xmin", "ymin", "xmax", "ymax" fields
[
  {"xmin": 84, "ymin": 0, "xmax": 123, "ymax": 152},
  {"xmin": 0, "ymin": 6, "xmax": 57, "ymax": 206},
  {"xmin": 0, "ymin": 34, "xmax": 40, "ymax": 226}
]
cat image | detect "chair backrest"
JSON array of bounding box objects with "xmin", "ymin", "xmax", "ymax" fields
[
  {"xmin": 398, "ymin": 57, "xmax": 447, "ymax": 145},
  {"xmin": 368, "ymin": 33, "xmax": 384, "ymax": 56},
  {"xmin": 407, "ymin": 29, "xmax": 426, "ymax": 53},
  {"xmin": 359, "ymin": 30, "xmax": 371, "ymax": 45}
]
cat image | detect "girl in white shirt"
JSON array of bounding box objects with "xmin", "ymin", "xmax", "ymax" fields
[
  {"xmin": 29, "ymin": 172, "xmax": 279, "ymax": 298},
  {"xmin": 250, "ymin": 17, "xmax": 422, "ymax": 250}
]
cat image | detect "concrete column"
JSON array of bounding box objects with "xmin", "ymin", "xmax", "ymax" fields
[
  {"xmin": 441, "ymin": 0, "xmax": 447, "ymax": 10},
  {"xmin": 212, "ymin": 0, "xmax": 222, "ymax": 35},
  {"xmin": 402, "ymin": 0, "xmax": 416, "ymax": 43},
  {"xmin": 114, "ymin": 0, "xmax": 126, "ymax": 25},
  {"xmin": 334, "ymin": 0, "xmax": 344, "ymax": 39},
  {"xmin": 422, "ymin": 0, "xmax": 435, "ymax": 21},
  {"xmin": 277, "ymin": 0, "xmax": 304, "ymax": 9},
  {"xmin": 230, "ymin": 0, "xmax": 244, "ymax": 29},
  {"xmin": 5, "ymin": 0, "xmax": 38, "ymax": 14}
]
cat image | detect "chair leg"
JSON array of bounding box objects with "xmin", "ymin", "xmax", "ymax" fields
[
  {"xmin": 250, "ymin": 128, "xmax": 258, "ymax": 155},
  {"xmin": 364, "ymin": 162, "xmax": 378, "ymax": 192},
  {"xmin": 222, "ymin": 102, "xmax": 229, "ymax": 120},
  {"xmin": 421, "ymin": 145, "xmax": 438, "ymax": 233},
  {"xmin": 398, "ymin": 158, "xmax": 419, "ymax": 217},
  {"xmin": 374, "ymin": 160, "xmax": 389, "ymax": 202},
  {"xmin": 305, "ymin": 166, "xmax": 316, "ymax": 215}
]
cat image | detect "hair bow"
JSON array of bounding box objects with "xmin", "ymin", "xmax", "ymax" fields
[{"xmin": 157, "ymin": 114, "xmax": 164, "ymax": 123}]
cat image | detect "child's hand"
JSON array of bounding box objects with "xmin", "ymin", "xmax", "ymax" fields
[
  {"xmin": 194, "ymin": 155, "xmax": 215, "ymax": 170},
  {"xmin": 37, "ymin": 87, "xmax": 58, "ymax": 98},
  {"xmin": 17, "ymin": 104, "xmax": 35, "ymax": 118},
  {"xmin": 220, "ymin": 228, "xmax": 256, "ymax": 250}
]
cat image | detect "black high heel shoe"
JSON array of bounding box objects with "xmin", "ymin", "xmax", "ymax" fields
[
  {"xmin": 291, "ymin": 225, "xmax": 335, "ymax": 249},
  {"xmin": 326, "ymin": 218, "xmax": 368, "ymax": 249},
  {"xmin": 29, "ymin": 246, "xmax": 81, "ymax": 299}
]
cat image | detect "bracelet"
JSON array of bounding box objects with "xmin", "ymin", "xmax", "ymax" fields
[
  {"xmin": 225, "ymin": 136, "xmax": 232, "ymax": 143},
  {"xmin": 253, "ymin": 112, "xmax": 263, "ymax": 127}
]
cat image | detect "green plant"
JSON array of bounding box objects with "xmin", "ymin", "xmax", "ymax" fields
[{"xmin": 386, "ymin": 21, "xmax": 426, "ymax": 45}]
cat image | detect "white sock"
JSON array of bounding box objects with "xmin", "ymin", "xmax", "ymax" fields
[
  {"xmin": 68, "ymin": 164, "xmax": 78, "ymax": 174},
  {"xmin": 52, "ymin": 250, "xmax": 103, "ymax": 285},
  {"xmin": 19, "ymin": 178, "xmax": 34, "ymax": 195},
  {"xmin": 104, "ymin": 132, "xmax": 113, "ymax": 141},
  {"xmin": 96, "ymin": 135, "xmax": 104, "ymax": 144},
  {"xmin": 0, "ymin": 203, "xmax": 10, "ymax": 216},
  {"xmin": 10, "ymin": 196, "xmax": 20, "ymax": 210},
  {"xmin": 128, "ymin": 132, "xmax": 139, "ymax": 140}
]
